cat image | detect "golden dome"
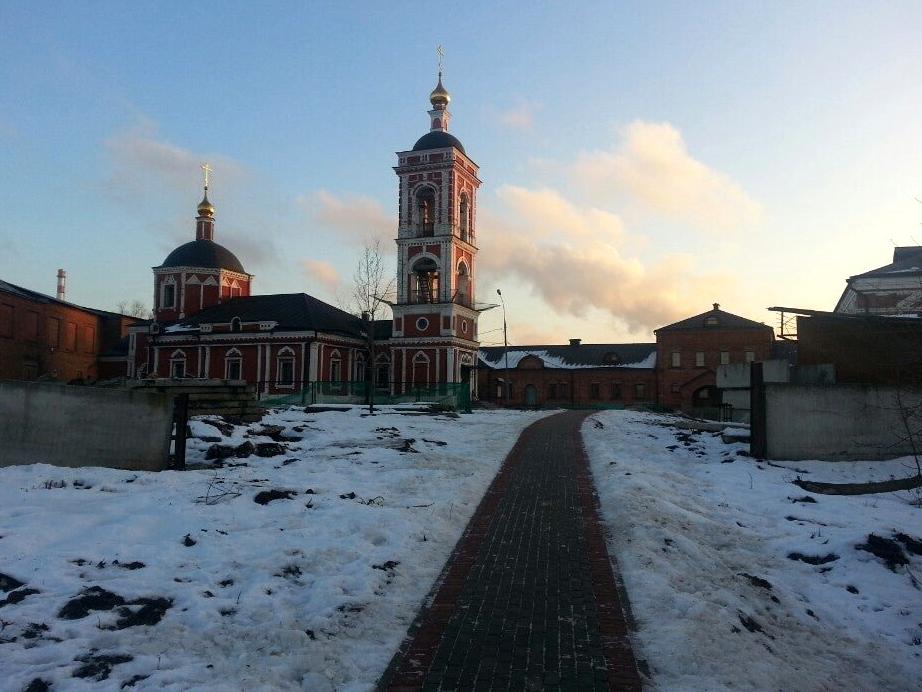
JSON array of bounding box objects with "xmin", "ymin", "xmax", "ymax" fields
[
  {"xmin": 429, "ymin": 73, "xmax": 450, "ymax": 108},
  {"xmin": 197, "ymin": 194, "xmax": 215, "ymax": 218}
]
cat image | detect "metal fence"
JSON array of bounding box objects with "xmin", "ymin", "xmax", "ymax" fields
[{"xmin": 255, "ymin": 380, "xmax": 471, "ymax": 412}]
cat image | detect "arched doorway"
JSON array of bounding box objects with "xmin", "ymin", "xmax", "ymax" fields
[{"xmin": 525, "ymin": 384, "xmax": 538, "ymax": 408}]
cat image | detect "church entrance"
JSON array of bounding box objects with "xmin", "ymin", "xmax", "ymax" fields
[{"xmin": 525, "ymin": 384, "xmax": 538, "ymax": 408}]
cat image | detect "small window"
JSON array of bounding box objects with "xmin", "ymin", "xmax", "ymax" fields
[
  {"xmin": 590, "ymin": 383, "xmax": 601, "ymax": 399},
  {"xmin": 47, "ymin": 317, "xmax": 61, "ymax": 348},
  {"xmin": 225, "ymin": 359, "xmax": 242, "ymax": 380},
  {"xmin": 0, "ymin": 304, "xmax": 13, "ymax": 338},
  {"xmin": 671, "ymin": 351, "xmax": 681, "ymax": 368},
  {"xmin": 695, "ymin": 352, "xmax": 705, "ymax": 367},
  {"xmin": 171, "ymin": 359, "xmax": 186, "ymax": 378},
  {"xmin": 416, "ymin": 317, "xmax": 430, "ymax": 331},
  {"xmin": 278, "ymin": 359, "xmax": 295, "ymax": 385},
  {"xmin": 705, "ymin": 316, "xmax": 719, "ymax": 326},
  {"xmin": 162, "ymin": 283, "xmax": 176, "ymax": 309},
  {"xmin": 610, "ymin": 383, "xmax": 622, "ymax": 400},
  {"xmin": 231, "ymin": 317, "xmax": 242, "ymax": 332},
  {"xmin": 64, "ymin": 322, "xmax": 77, "ymax": 350},
  {"xmin": 745, "ymin": 350, "xmax": 756, "ymax": 363},
  {"xmin": 635, "ymin": 383, "xmax": 646, "ymax": 399},
  {"xmin": 720, "ymin": 351, "xmax": 730, "ymax": 365}
]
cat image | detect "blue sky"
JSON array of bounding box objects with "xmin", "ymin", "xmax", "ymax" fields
[{"xmin": 2, "ymin": 1, "xmax": 921, "ymax": 344}]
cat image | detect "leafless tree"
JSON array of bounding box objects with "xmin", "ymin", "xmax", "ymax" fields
[
  {"xmin": 350, "ymin": 239, "xmax": 395, "ymax": 413},
  {"xmin": 117, "ymin": 300, "xmax": 150, "ymax": 319}
]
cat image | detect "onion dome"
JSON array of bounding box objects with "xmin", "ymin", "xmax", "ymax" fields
[
  {"xmin": 197, "ymin": 193, "xmax": 215, "ymax": 218},
  {"xmin": 429, "ymin": 73, "xmax": 450, "ymax": 109}
]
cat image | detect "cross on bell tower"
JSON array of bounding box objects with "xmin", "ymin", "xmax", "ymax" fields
[{"xmin": 390, "ymin": 63, "xmax": 481, "ymax": 395}]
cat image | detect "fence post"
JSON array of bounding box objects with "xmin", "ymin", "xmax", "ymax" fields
[
  {"xmin": 750, "ymin": 362, "xmax": 767, "ymax": 459},
  {"xmin": 172, "ymin": 393, "xmax": 189, "ymax": 470}
]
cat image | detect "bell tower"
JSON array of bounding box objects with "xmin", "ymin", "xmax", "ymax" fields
[{"xmin": 390, "ymin": 69, "xmax": 481, "ymax": 394}]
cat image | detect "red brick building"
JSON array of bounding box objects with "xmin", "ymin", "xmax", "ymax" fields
[
  {"xmin": 0, "ymin": 279, "xmax": 141, "ymax": 382},
  {"xmin": 478, "ymin": 305, "xmax": 775, "ymax": 412}
]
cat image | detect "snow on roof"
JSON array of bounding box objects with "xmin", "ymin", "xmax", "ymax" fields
[{"xmin": 479, "ymin": 346, "xmax": 657, "ymax": 370}]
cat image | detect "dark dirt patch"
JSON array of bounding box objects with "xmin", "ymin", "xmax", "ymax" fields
[
  {"xmin": 234, "ymin": 441, "xmax": 255, "ymax": 458},
  {"xmin": 219, "ymin": 607, "xmax": 236, "ymax": 616},
  {"xmin": 254, "ymin": 489, "xmax": 296, "ymax": 505},
  {"xmin": 218, "ymin": 578, "xmax": 234, "ymax": 588},
  {"xmin": 277, "ymin": 564, "xmax": 302, "ymax": 579},
  {"xmin": 202, "ymin": 590, "xmax": 214, "ymax": 598},
  {"xmin": 846, "ymin": 584, "xmax": 860, "ymax": 594},
  {"xmin": 857, "ymin": 534, "xmax": 909, "ymax": 572},
  {"xmin": 281, "ymin": 458, "xmax": 298, "ymax": 466},
  {"xmin": 337, "ymin": 603, "xmax": 364, "ymax": 613},
  {"xmin": 72, "ymin": 653, "xmax": 133, "ymax": 681},
  {"xmin": 24, "ymin": 679, "xmax": 50, "ymax": 692},
  {"xmin": 372, "ymin": 560, "xmax": 400, "ymax": 571},
  {"xmin": 108, "ymin": 597, "xmax": 172, "ymax": 629},
  {"xmin": 339, "ymin": 491, "xmax": 356, "ymax": 500},
  {"xmin": 21, "ymin": 623, "xmax": 49, "ymax": 639},
  {"xmin": 305, "ymin": 628, "xmax": 316, "ymax": 640},
  {"xmin": 895, "ymin": 532, "xmax": 922, "ymax": 557},
  {"xmin": 740, "ymin": 573, "xmax": 773, "ymax": 590},
  {"xmin": 787, "ymin": 552, "xmax": 839, "ymax": 565},
  {"xmin": 422, "ymin": 439, "xmax": 447, "ymax": 446},
  {"xmin": 59, "ymin": 586, "xmax": 126, "ymax": 619},
  {"xmin": 114, "ymin": 561, "xmax": 145, "ymax": 570},
  {"xmin": 806, "ymin": 608, "xmax": 818, "ymax": 619},
  {"xmin": 256, "ymin": 442, "xmax": 286, "ymax": 457},
  {"xmin": 182, "ymin": 534, "xmax": 197, "ymax": 547},
  {"xmin": 789, "ymin": 496, "xmax": 817, "ymax": 504},
  {"xmin": 398, "ymin": 439, "xmax": 419, "ymax": 453},
  {"xmin": 205, "ymin": 444, "xmax": 235, "ymax": 460},
  {"xmin": 121, "ymin": 674, "xmax": 149, "ymax": 688},
  {"xmin": 737, "ymin": 611, "xmax": 772, "ymax": 638},
  {"xmin": 0, "ymin": 572, "xmax": 24, "ymax": 592},
  {"xmin": 0, "ymin": 588, "xmax": 40, "ymax": 608}
]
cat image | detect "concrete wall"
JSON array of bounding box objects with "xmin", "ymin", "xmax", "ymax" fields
[
  {"xmin": 0, "ymin": 380, "xmax": 173, "ymax": 471},
  {"xmin": 764, "ymin": 383, "xmax": 922, "ymax": 461}
]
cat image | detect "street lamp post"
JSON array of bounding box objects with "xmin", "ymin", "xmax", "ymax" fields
[{"xmin": 497, "ymin": 289, "xmax": 510, "ymax": 403}]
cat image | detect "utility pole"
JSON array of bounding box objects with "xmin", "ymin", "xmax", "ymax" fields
[{"xmin": 497, "ymin": 288, "xmax": 510, "ymax": 402}]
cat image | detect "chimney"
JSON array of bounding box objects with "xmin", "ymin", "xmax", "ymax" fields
[
  {"xmin": 569, "ymin": 338, "xmax": 581, "ymax": 346},
  {"xmin": 56, "ymin": 269, "xmax": 66, "ymax": 301}
]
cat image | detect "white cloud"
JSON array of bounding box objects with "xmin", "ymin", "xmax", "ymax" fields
[
  {"xmin": 498, "ymin": 100, "xmax": 539, "ymax": 131},
  {"xmin": 301, "ymin": 258, "xmax": 341, "ymax": 293},
  {"xmin": 301, "ymin": 190, "xmax": 393, "ymax": 245},
  {"xmin": 571, "ymin": 120, "xmax": 762, "ymax": 231},
  {"xmin": 478, "ymin": 186, "xmax": 735, "ymax": 333}
]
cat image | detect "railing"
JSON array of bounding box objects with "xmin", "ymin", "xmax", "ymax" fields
[
  {"xmin": 408, "ymin": 289, "xmax": 440, "ymax": 304},
  {"xmin": 254, "ymin": 380, "xmax": 471, "ymax": 412}
]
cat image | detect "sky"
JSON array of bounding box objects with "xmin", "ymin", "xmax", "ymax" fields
[{"xmin": 1, "ymin": 1, "xmax": 921, "ymax": 347}]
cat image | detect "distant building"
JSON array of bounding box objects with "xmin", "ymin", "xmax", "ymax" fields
[
  {"xmin": 478, "ymin": 305, "xmax": 775, "ymax": 413},
  {"xmin": 835, "ymin": 246, "xmax": 922, "ymax": 317},
  {"xmin": 0, "ymin": 278, "xmax": 142, "ymax": 382}
]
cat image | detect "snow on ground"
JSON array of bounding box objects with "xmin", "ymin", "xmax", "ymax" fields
[
  {"xmin": 584, "ymin": 409, "xmax": 922, "ymax": 691},
  {"xmin": 0, "ymin": 406, "xmax": 548, "ymax": 691}
]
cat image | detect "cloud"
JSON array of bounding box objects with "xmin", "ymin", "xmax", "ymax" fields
[
  {"xmin": 571, "ymin": 121, "xmax": 762, "ymax": 231},
  {"xmin": 498, "ymin": 100, "xmax": 538, "ymax": 131},
  {"xmin": 478, "ymin": 185, "xmax": 735, "ymax": 333},
  {"xmin": 104, "ymin": 120, "xmax": 246, "ymax": 199},
  {"xmin": 301, "ymin": 258, "xmax": 341, "ymax": 293},
  {"xmin": 301, "ymin": 190, "xmax": 393, "ymax": 245}
]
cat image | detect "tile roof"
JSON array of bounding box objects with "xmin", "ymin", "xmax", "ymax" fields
[
  {"xmin": 479, "ymin": 343, "xmax": 657, "ymax": 370},
  {"xmin": 655, "ymin": 307, "xmax": 772, "ymax": 333}
]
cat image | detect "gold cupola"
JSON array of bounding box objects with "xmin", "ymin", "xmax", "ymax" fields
[
  {"xmin": 197, "ymin": 194, "xmax": 215, "ymax": 218},
  {"xmin": 429, "ymin": 72, "xmax": 450, "ymax": 109}
]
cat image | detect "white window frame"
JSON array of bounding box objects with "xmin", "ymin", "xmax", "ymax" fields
[
  {"xmin": 671, "ymin": 351, "xmax": 681, "ymax": 368},
  {"xmin": 276, "ymin": 346, "xmax": 296, "ymax": 388},
  {"xmin": 169, "ymin": 349, "xmax": 186, "ymax": 378},
  {"xmin": 161, "ymin": 279, "xmax": 176, "ymax": 309},
  {"xmin": 695, "ymin": 351, "xmax": 705, "ymax": 367},
  {"xmin": 224, "ymin": 347, "xmax": 243, "ymax": 381}
]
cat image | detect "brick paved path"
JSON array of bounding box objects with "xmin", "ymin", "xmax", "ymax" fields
[{"xmin": 380, "ymin": 410, "xmax": 643, "ymax": 691}]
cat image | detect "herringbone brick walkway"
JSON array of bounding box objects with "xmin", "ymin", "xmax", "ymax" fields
[{"xmin": 380, "ymin": 410, "xmax": 642, "ymax": 691}]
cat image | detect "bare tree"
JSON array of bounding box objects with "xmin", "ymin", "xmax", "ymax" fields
[
  {"xmin": 350, "ymin": 239, "xmax": 395, "ymax": 413},
  {"xmin": 117, "ymin": 300, "xmax": 150, "ymax": 319}
]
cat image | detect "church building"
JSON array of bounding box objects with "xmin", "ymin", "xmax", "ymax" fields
[{"xmin": 129, "ymin": 71, "xmax": 480, "ymax": 397}]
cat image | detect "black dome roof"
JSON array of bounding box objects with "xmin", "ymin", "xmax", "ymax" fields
[
  {"xmin": 412, "ymin": 130, "xmax": 465, "ymax": 154},
  {"xmin": 160, "ymin": 239, "xmax": 246, "ymax": 274}
]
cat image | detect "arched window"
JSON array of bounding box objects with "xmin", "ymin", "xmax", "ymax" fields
[
  {"xmin": 410, "ymin": 257, "xmax": 440, "ymax": 303},
  {"xmin": 353, "ymin": 352, "xmax": 366, "ymax": 383},
  {"xmin": 329, "ymin": 349, "xmax": 342, "ymax": 391},
  {"xmin": 231, "ymin": 317, "xmax": 242, "ymax": 333},
  {"xmin": 416, "ymin": 187, "xmax": 436, "ymax": 237},
  {"xmin": 276, "ymin": 346, "xmax": 295, "ymax": 387},
  {"xmin": 375, "ymin": 353, "xmax": 390, "ymax": 390},
  {"xmin": 224, "ymin": 347, "xmax": 243, "ymax": 380},
  {"xmin": 455, "ymin": 261, "xmax": 470, "ymax": 307},
  {"xmin": 160, "ymin": 277, "xmax": 176, "ymax": 309},
  {"xmin": 459, "ymin": 193, "xmax": 470, "ymax": 242},
  {"xmin": 412, "ymin": 350, "xmax": 430, "ymax": 387},
  {"xmin": 169, "ymin": 349, "xmax": 187, "ymax": 379}
]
